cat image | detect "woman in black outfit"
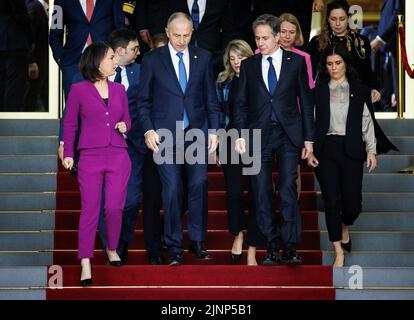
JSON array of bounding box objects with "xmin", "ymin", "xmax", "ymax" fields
[
  {"xmin": 216, "ymin": 39, "xmax": 267, "ymax": 265},
  {"xmin": 308, "ymin": 43, "xmax": 397, "ymax": 267}
]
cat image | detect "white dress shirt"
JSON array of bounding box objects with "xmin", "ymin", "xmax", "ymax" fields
[
  {"xmin": 187, "ymin": 0, "xmax": 206, "ymax": 24},
  {"xmin": 261, "ymin": 47, "xmax": 283, "ymax": 92},
  {"xmin": 168, "ymin": 43, "xmax": 190, "ymax": 82},
  {"xmin": 108, "ymin": 65, "xmax": 130, "ymax": 91}
]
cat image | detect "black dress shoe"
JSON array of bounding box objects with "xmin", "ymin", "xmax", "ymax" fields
[
  {"xmin": 168, "ymin": 254, "xmax": 182, "ymax": 266},
  {"xmin": 341, "ymin": 236, "xmax": 352, "ymax": 253},
  {"xmin": 189, "ymin": 241, "xmax": 211, "ymax": 259},
  {"xmin": 281, "ymin": 250, "xmax": 303, "ymax": 265},
  {"xmin": 261, "ymin": 251, "xmax": 281, "ymax": 266},
  {"xmin": 149, "ymin": 256, "xmax": 162, "ymax": 265},
  {"xmin": 230, "ymin": 252, "xmax": 242, "ymax": 264},
  {"xmin": 80, "ymin": 278, "xmax": 92, "ymax": 286}
]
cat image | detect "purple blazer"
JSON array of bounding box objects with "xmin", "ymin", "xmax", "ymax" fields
[{"xmin": 63, "ymin": 80, "xmax": 131, "ymax": 158}]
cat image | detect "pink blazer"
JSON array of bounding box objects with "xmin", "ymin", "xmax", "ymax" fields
[{"xmin": 63, "ymin": 80, "xmax": 131, "ymax": 158}]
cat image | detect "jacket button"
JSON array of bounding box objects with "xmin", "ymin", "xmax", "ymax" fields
[
  {"xmin": 270, "ymin": 99, "xmax": 273, "ymax": 103},
  {"xmin": 106, "ymin": 123, "xmax": 109, "ymax": 126},
  {"xmin": 106, "ymin": 112, "xmax": 109, "ymax": 115}
]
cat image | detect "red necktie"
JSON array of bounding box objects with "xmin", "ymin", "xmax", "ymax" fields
[{"xmin": 86, "ymin": 0, "xmax": 94, "ymax": 45}]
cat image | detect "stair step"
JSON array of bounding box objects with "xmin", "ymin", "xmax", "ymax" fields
[
  {"xmin": 0, "ymin": 231, "xmax": 53, "ymax": 251},
  {"xmin": 0, "ymin": 252, "xmax": 53, "ymax": 266},
  {"xmin": 0, "ymin": 174, "xmax": 56, "ymax": 192},
  {"xmin": 364, "ymin": 155, "xmax": 414, "ymax": 173},
  {"xmin": 0, "ymin": 290, "xmax": 45, "ymax": 300},
  {"xmin": 0, "ymin": 193, "xmax": 55, "ymax": 211},
  {"xmin": 0, "ymin": 267, "xmax": 47, "ymax": 287},
  {"xmin": 333, "ymin": 267, "xmax": 414, "ymax": 288},
  {"xmin": 54, "ymin": 210, "xmax": 319, "ymax": 231},
  {"xmin": 46, "ymin": 287, "xmax": 335, "ymax": 300},
  {"xmin": 0, "ymin": 136, "xmax": 57, "ymax": 155},
  {"xmin": 0, "ymin": 211, "xmax": 54, "ymax": 231},
  {"xmin": 317, "ymin": 193, "xmax": 414, "ymax": 212},
  {"xmin": 0, "ymin": 155, "xmax": 57, "ymax": 173},
  {"xmin": 52, "ymin": 249, "xmax": 322, "ymax": 265},
  {"xmin": 320, "ymin": 231, "xmax": 414, "ymax": 251},
  {"xmin": 319, "ymin": 212, "xmax": 414, "ymax": 231},
  {"xmin": 388, "ymin": 136, "xmax": 414, "ymax": 155},
  {"xmin": 53, "ymin": 230, "xmax": 320, "ymax": 250},
  {"xmin": 57, "ymin": 171, "xmax": 315, "ymax": 192},
  {"xmin": 0, "ymin": 120, "xmax": 59, "ymax": 136},
  {"xmin": 323, "ymin": 252, "xmax": 414, "ymax": 267},
  {"xmin": 376, "ymin": 119, "xmax": 414, "ymax": 136},
  {"xmin": 336, "ymin": 288, "xmax": 414, "ymax": 300},
  {"xmin": 56, "ymin": 191, "xmax": 317, "ymax": 211}
]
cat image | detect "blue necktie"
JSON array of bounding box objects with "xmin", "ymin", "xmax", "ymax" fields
[
  {"xmin": 177, "ymin": 52, "xmax": 189, "ymax": 129},
  {"xmin": 267, "ymin": 56, "xmax": 278, "ymax": 122},
  {"xmin": 114, "ymin": 66, "xmax": 122, "ymax": 83},
  {"xmin": 191, "ymin": 0, "xmax": 200, "ymax": 30}
]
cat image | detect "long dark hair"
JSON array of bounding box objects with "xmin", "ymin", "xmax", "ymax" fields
[{"xmin": 318, "ymin": 42, "xmax": 359, "ymax": 83}]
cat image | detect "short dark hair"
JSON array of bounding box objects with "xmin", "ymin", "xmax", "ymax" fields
[
  {"xmin": 152, "ymin": 33, "xmax": 169, "ymax": 48},
  {"xmin": 108, "ymin": 28, "xmax": 138, "ymax": 50},
  {"xmin": 79, "ymin": 42, "xmax": 111, "ymax": 82},
  {"xmin": 252, "ymin": 14, "xmax": 280, "ymax": 35},
  {"xmin": 318, "ymin": 42, "xmax": 359, "ymax": 83}
]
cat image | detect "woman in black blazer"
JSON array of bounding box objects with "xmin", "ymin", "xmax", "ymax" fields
[{"xmin": 307, "ymin": 43, "xmax": 397, "ymax": 267}]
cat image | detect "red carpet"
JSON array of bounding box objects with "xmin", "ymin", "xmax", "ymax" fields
[{"xmin": 48, "ymin": 161, "xmax": 334, "ymax": 300}]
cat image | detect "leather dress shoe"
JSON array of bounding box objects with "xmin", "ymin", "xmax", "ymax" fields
[
  {"xmin": 261, "ymin": 251, "xmax": 281, "ymax": 266},
  {"xmin": 149, "ymin": 256, "xmax": 162, "ymax": 265},
  {"xmin": 341, "ymin": 236, "xmax": 352, "ymax": 253},
  {"xmin": 189, "ymin": 241, "xmax": 211, "ymax": 259},
  {"xmin": 281, "ymin": 250, "xmax": 303, "ymax": 265},
  {"xmin": 168, "ymin": 254, "xmax": 182, "ymax": 266}
]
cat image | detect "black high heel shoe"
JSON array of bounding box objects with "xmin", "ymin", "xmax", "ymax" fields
[
  {"xmin": 105, "ymin": 249, "xmax": 122, "ymax": 267},
  {"xmin": 341, "ymin": 236, "xmax": 352, "ymax": 253},
  {"xmin": 230, "ymin": 252, "xmax": 242, "ymax": 264},
  {"xmin": 80, "ymin": 278, "xmax": 92, "ymax": 286}
]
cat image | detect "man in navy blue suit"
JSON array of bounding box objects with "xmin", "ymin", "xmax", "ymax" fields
[
  {"xmin": 49, "ymin": 0, "xmax": 125, "ymax": 99},
  {"xmin": 234, "ymin": 14, "xmax": 315, "ymax": 266},
  {"xmin": 137, "ymin": 12, "xmax": 221, "ymax": 266}
]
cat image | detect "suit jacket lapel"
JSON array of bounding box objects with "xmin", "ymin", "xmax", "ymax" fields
[
  {"xmin": 274, "ymin": 49, "xmax": 291, "ymax": 95},
  {"xmin": 90, "ymin": 0, "xmax": 101, "ymax": 22},
  {"xmin": 186, "ymin": 46, "xmax": 198, "ymax": 95},
  {"xmin": 255, "ymin": 54, "xmax": 271, "ymax": 98},
  {"xmin": 74, "ymin": 0, "xmax": 88, "ymax": 22},
  {"xmin": 159, "ymin": 45, "xmax": 184, "ymax": 96}
]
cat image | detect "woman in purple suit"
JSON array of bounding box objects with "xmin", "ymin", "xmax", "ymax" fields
[{"xmin": 62, "ymin": 43, "xmax": 131, "ymax": 286}]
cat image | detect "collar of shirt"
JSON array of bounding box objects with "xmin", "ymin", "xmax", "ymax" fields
[
  {"xmin": 38, "ymin": 0, "xmax": 48, "ymax": 14},
  {"xmin": 168, "ymin": 43, "xmax": 190, "ymax": 81},
  {"xmin": 79, "ymin": 0, "xmax": 97, "ymax": 15},
  {"xmin": 108, "ymin": 65, "xmax": 130, "ymax": 90},
  {"xmin": 187, "ymin": 0, "xmax": 207, "ymax": 23},
  {"xmin": 262, "ymin": 47, "xmax": 283, "ymax": 64},
  {"xmin": 328, "ymin": 79, "xmax": 349, "ymax": 90}
]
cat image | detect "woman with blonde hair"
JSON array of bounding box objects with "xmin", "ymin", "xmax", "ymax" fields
[{"xmin": 217, "ymin": 39, "xmax": 267, "ymax": 266}]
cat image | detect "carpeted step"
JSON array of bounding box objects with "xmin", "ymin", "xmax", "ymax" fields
[
  {"xmin": 363, "ymin": 155, "xmax": 414, "ymax": 173},
  {"xmin": 0, "ymin": 231, "xmax": 53, "ymax": 251},
  {"xmin": 51, "ymin": 265, "xmax": 333, "ymax": 287},
  {"xmin": 0, "ymin": 174, "xmax": 56, "ymax": 192},
  {"xmin": 0, "ymin": 120, "xmax": 59, "ymax": 136},
  {"xmin": 0, "ymin": 267, "xmax": 47, "ymax": 287},
  {"xmin": 53, "ymin": 230, "xmax": 320, "ymax": 250},
  {"xmin": 0, "ymin": 136, "xmax": 57, "ymax": 155},
  {"xmin": 322, "ymin": 251, "xmax": 414, "ymax": 267},
  {"xmin": 0, "ymin": 290, "xmax": 45, "ymax": 300},
  {"xmin": 388, "ymin": 136, "xmax": 414, "ymax": 155},
  {"xmin": 0, "ymin": 252, "xmax": 53, "ymax": 266},
  {"xmin": 319, "ymin": 212, "xmax": 414, "ymax": 231},
  {"xmin": 56, "ymin": 191, "xmax": 317, "ymax": 211},
  {"xmin": 0, "ymin": 211, "xmax": 54, "ymax": 231},
  {"xmin": 57, "ymin": 171, "xmax": 315, "ymax": 192},
  {"xmin": 335, "ymin": 289, "xmax": 414, "ymax": 300},
  {"xmin": 0, "ymin": 155, "xmax": 57, "ymax": 173},
  {"xmin": 52, "ymin": 250, "xmax": 322, "ymax": 265},
  {"xmin": 54, "ymin": 210, "xmax": 319, "ymax": 231},
  {"xmin": 0, "ymin": 192, "xmax": 55, "ymax": 211},
  {"xmin": 376, "ymin": 119, "xmax": 414, "ymax": 136},
  {"xmin": 46, "ymin": 287, "xmax": 335, "ymax": 300}
]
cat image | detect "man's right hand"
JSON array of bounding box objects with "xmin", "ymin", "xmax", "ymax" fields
[
  {"xmin": 145, "ymin": 130, "xmax": 160, "ymax": 152},
  {"xmin": 235, "ymin": 138, "xmax": 246, "ymax": 155}
]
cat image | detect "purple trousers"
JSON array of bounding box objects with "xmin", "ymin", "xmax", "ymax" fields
[{"xmin": 77, "ymin": 146, "xmax": 131, "ymax": 259}]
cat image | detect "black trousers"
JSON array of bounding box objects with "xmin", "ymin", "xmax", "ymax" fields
[
  {"xmin": 221, "ymin": 134, "xmax": 267, "ymax": 247},
  {"xmin": 250, "ymin": 123, "xmax": 301, "ymax": 252},
  {"xmin": 315, "ymin": 136, "xmax": 364, "ymax": 242},
  {"xmin": 142, "ymin": 151, "xmax": 163, "ymax": 259}
]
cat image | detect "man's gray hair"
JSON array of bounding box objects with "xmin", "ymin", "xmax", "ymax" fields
[
  {"xmin": 167, "ymin": 12, "xmax": 193, "ymax": 28},
  {"xmin": 252, "ymin": 14, "xmax": 280, "ymax": 35}
]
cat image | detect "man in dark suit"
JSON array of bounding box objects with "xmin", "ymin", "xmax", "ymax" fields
[
  {"xmin": 234, "ymin": 14, "xmax": 315, "ymax": 265},
  {"xmin": 25, "ymin": 0, "xmax": 49, "ymax": 112},
  {"xmin": 0, "ymin": 0, "xmax": 32, "ymax": 112},
  {"xmin": 49, "ymin": 0, "xmax": 125, "ymax": 99},
  {"xmin": 137, "ymin": 12, "xmax": 221, "ymax": 266}
]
